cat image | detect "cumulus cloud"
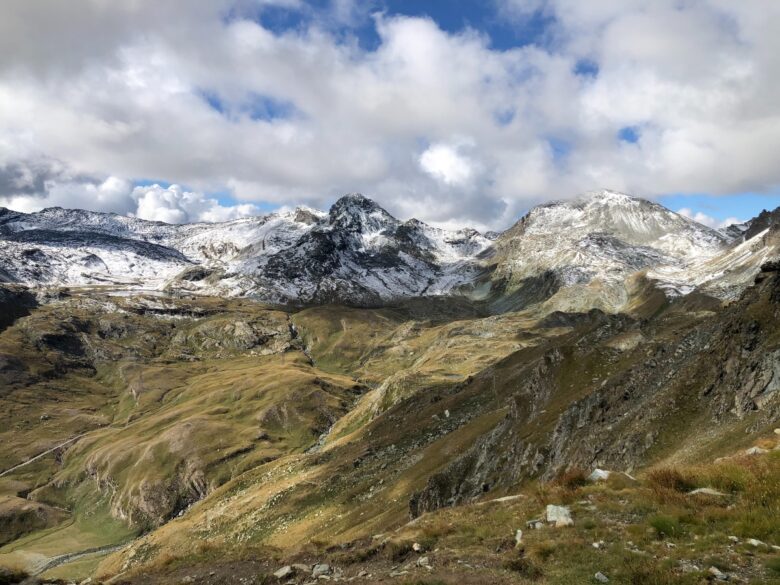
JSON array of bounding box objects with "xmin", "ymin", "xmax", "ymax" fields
[
  {"xmin": 0, "ymin": 157, "xmax": 261, "ymax": 223},
  {"xmin": 419, "ymin": 141, "xmax": 478, "ymax": 187},
  {"xmin": 677, "ymin": 207, "xmax": 743, "ymax": 230},
  {"xmin": 132, "ymin": 184, "xmax": 262, "ymax": 224},
  {"xmin": 0, "ymin": 1, "xmax": 777, "ymax": 228}
]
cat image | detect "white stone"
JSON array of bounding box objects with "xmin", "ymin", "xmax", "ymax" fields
[
  {"xmin": 274, "ymin": 566, "xmax": 294, "ymax": 579},
  {"xmin": 594, "ymin": 571, "xmax": 609, "ymax": 583},
  {"xmin": 587, "ymin": 469, "xmax": 611, "ymax": 482},
  {"xmin": 688, "ymin": 487, "xmax": 726, "ymax": 497},
  {"xmin": 545, "ymin": 504, "xmax": 573, "ymax": 527}
]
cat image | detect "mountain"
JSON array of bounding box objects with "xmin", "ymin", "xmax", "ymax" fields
[
  {"xmin": 0, "ymin": 194, "xmax": 492, "ymax": 305},
  {"xmin": 1, "ymin": 191, "xmax": 777, "ymax": 313},
  {"xmin": 1, "ymin": 191, "xmax": 780, "ymax": 583},
  {"xmin": 485, "ymin": 191, "xmax": 752, "ymax": 312}
]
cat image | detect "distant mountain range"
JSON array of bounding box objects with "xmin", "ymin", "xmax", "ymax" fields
[{"xmin": 1, "ymin": 191, "xmax": 778, "ymax": 311}]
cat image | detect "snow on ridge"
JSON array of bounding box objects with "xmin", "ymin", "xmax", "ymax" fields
[{"xmin": 0, "ymin": 191, "xmax": 776, "ymax": 309}]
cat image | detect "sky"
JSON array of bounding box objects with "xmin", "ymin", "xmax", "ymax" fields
[{"xmin": 0, "ymin": 0, "xmax": 779, "ymax": 231}]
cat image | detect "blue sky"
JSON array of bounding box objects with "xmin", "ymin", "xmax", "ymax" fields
[
  {"xmin": 658, "ymin": 193, "xmax": 780, "ymax": 227},
  {"xmin": 256, "ymin": 0, "xmax": 554, "ymax": 50},
  {"xmin": 245, "ymin": 0, "xmax": 780, "ymax": 226},
  {"xmin": 1, "ymin": 0, "xmax": 778, "ymax": 228}
]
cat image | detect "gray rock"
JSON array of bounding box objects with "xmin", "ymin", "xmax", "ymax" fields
[
  {"xmin": 274, "ymin": 566, "xmax": 294, "ymax": 579},
  {"xmin": 594, "ymin": 571, "xmax": 609, "ymax": 583},
  {"xmin": 588, "ymin": 469, "xmax": 611, "ymax": 482},
  {"xmin": 312, "ymin": 564, "xmax": 332, "ymax": 577},
  {"xmin": 546, "ymin": 504, "xmax": 574, "ymax": 527},
  {"xmin": 708, "ymin": 566, "xmax": 728, "ymax": 581},
  {"xmin": 292, "ymin": 563, "xmax": 312, "ymax": 573},
  {"xmin": 679, "ymin": 561, "xmax": 701, "ymax": 573}
]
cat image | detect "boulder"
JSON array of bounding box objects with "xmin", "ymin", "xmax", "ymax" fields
[
  {"xmin": 546, "ymin": 504, "xmax": 573, "ymax": 527},
  {"xmin": 708, "ymin": 566, "xmax": 728, "ymax": 581},
  {"xmin": 587, "ymin": 469, "xmax": 611, "ymax": 482},
  {"xmin": 594, "ymin": 571, "xmax": 609, "ymax": 583},
  {"xmin": 312, "ymin": 563, "xmax": 331, "ymax": 577}
]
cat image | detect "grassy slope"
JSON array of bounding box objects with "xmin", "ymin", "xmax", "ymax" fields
[{"xmin": 0, "ymin": 280, "xmax": 778, "ymax": 583}]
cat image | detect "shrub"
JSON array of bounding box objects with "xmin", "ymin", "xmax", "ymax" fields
[
  {"xmin": 647, "ymin": 468, "xmax": 696, "ymax": 493},
  {"xmin": 648, "ymin": 514, "xmax": 686, "ymax": 538},
  {"xmin": 766, "ymin": 556, "xmax": 780, "ymax": 576},
  {"xmin": 383, "ymin": 540, "xmax": 414, "ymax": 562},
  {"xmin": 554, "ymin": 467, "xmax": 589, "ymax": 491},
  {"xmin": 615, "ymin": 556, "xmax": 692, "ymax": 585},
  {"xmin": 502, "ymin": 555, "xmax": 544, "ymax": 579},
  {"xmin": 528, "ymin": 539, "xmax": 557, "ymax": 562}
]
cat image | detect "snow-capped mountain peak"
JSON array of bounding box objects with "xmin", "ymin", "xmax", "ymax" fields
[{"xmin": 0, "ymin": 191, "xmax": 777, "ymax": 311}]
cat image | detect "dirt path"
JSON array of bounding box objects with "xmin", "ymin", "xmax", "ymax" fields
[
  {"xmin": 26, "ymin": 541, "xmax": 132, "ymax": 579},
  {"xmin": 0, "ymin": 433, "xmax": 89, "ymax": 478}
]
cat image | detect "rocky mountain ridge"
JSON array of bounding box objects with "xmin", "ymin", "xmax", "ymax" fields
[{"xmin": 0, "ymin": 191, "xmax": 778, "ymax": 311}]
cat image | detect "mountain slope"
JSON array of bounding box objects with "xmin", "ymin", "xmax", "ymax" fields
[
  {"xmin": 0, "ymin": 192, "xmax": 778, "ymax": 312},
  {"xmin": 485, "ymin": 190, "xmax": 738, "ymax": 312}
]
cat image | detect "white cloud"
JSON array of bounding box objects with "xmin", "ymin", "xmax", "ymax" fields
[
  {"xmin": 419, "ymin": 141, "xmax": 477, "ymax": 186},
  {"xmin": 132, "ymin": 184, "xmax": 262, "ymax": 224},
  {"xmin": 677, "ymin": 207, "xmax": 743, "ymax": 229},
  {"xmin": 0, "ymin": 162, "xmax": 262, "ymax": 223},
  {"xmin": 0, "ymin": 1, "xmax": 778, "ymax": 228}
]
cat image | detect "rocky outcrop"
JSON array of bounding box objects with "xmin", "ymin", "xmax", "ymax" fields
[
  {"xmin": 0, "ymin": 284, "xmax": 37, "ymax": 332},
  {"xmin": 410, "ymin": 267, "xmax": 780, "ymax": 517}
]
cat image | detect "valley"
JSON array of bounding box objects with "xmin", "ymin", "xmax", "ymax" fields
[{"xmin": 0, "ymin": 193, "xmax": 778, "ymax": 584}]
